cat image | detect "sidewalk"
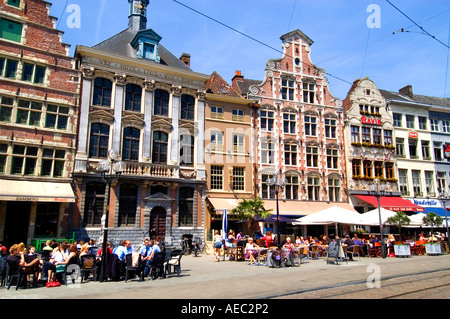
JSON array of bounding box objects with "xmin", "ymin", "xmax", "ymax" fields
[{"xmin": 1, "ymin": 253, "xmax": 449, "ymax": 299}]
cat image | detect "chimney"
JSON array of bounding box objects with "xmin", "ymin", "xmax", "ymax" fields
[
  {"xmin": 399, "ymin": 85, "xmax": 413, "ymax": 98},
  {"xmin": 232, "ymin": 70, "xmax": 244, "ymax": 91},
  {"xmin": 180, "ymin": 53, "xmax": 191, "ymax": 67}
]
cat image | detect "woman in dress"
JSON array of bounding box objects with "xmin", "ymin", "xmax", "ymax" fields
[{"xmin": 244, "ymin": 237, "xmax": 260, "ymax": 265}]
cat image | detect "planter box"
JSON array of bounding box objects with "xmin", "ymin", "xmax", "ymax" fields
[
  {"xmin": 394, "ymin": 245, "xmax": 410, "ymax": 257},
  {"xmin": 425, "ymin": 243, "xmax": 443, "ymax": 255}
]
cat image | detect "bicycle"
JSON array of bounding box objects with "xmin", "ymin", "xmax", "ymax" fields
[{"xmin": 182, "ymin": 236, "xmax": 192, "ymax": 255}]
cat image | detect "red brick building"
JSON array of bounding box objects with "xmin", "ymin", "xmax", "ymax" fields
[
  {"xmin": 0, "ymin": 0, "xmax": 79, "ymax": 247},
  {"xmin": 233, "ymin": 30, "xmax": 352, "ymax": 236}
]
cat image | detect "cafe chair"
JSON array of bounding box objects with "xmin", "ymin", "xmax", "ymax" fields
[
  {"xmin": 125, "ymin": 253, "xmax": 141, "ymax": 282},
  {"xmin": 310, "ymin": 245, "xmax": 320, "ymax": 260},
  {"xmin": 150, "ymin": 252, "xmax": 166, "ymax": 280},
  {"xmin": 6, "ymin": 259, "xmax": 26, "ymax": 290},
  {"xmin": 369, "ymin": 242, "xmax": 382, "ymax": 257},
  {"xmin": 348, "ymin": 245, "xmax": 361, "ymax": 261},
  {"xmin": 58, "ymin": 255, "xmax": 80, "ymax": 286},
  {"xmin": 80, "ymin": 254, "xmax": 97, "ymax": 282},
  {"xmin": 165, "ymin": 249, "xmax": 183, "ymax": 277}
]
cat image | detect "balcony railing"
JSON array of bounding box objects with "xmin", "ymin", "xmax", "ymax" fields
[{"xmin": 121, "ymin": 162, "xmax": 179, "ymax": 178}]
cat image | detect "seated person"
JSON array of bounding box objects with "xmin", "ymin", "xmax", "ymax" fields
[
  {"xmin": 352, "ymin": 234, "xmax": 361, "ymax": 246},
  {"xmin": 262, "ymin": 231, "xmax": 274, "ymax": 248},
  {"xmin": 112, "ymin": 240, "xmax": 128, "ymax": 262},
  {"xmin": 24, "ymin": 246, "xmax": 40, "ymax": 285},
  {"xmin": 141, "ymin": 240, "xmax": 161, "ymax": 278},
  {"xmin": 244, "ymin": 237, "xmax": 260, "ymax": 265}
]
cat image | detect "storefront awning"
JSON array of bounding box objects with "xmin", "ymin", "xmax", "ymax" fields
[
  {"xmin": 0, "ymin": 180, "xmax": 75, "ymax": 203},
  {"xmin": 262, "ymin": 200, "xmax": 358, "ymax": 218},
  {"xmin": 206, "ymin": 197, "xmax": 241, "ymax": 213},
  {"xmin": 355, "ymin": 195, "xmax": 425, "ymax": 212}
]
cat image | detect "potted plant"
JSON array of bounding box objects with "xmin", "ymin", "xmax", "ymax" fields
[
  {"xmin": 386, "ymin": 212, "xmax": 411, "ymax": 257},
  {"xmin": 422, "ymin": 212, "xmax": 444, "ymax": 255}
]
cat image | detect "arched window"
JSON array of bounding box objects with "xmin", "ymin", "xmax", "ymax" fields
[
  {"xmin": 93, "ymin": 78, "xmax": 112, "ymax": 107},
  {"xmin": 122, "ymin": 127, "xmax": 140, "ymax": 161},
  {"xmin": 179, "ymin": 187, "xmax": 194, "ymax": 226},
  {"xmin": 154, "ymin": 89, "xmax": 169, "ymax": 116},
  {"xmin": 89, "ymin": 123, "xmax": 110, "ymax": 158},
  {"xmin": 180, "ymin": 94, "xmax": 194, "ymax": 120},
  {"xmin": 84, "ymin": 182, "xmax": 106, "ymax": 226},
  {"xmin": 119, "ymin": 184, "xmax": 138, "ymax": 226},
  {"xmin": 125, "ymin": 84, "xmax": 142, "ymax": 112},
  {"xmin": 152, "ymin": 131, "xmax": 168, "ymax": 164}
]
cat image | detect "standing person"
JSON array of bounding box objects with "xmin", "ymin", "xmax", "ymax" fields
[
  {"xmin": 225, "ymin": 230, "xmax": 237, "ymax": 260},
  {"xmin": 213, "ymin": 230, "xmax": 222, "ymax": 262}
]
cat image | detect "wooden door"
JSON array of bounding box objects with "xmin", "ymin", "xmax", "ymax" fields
[{"xmin": 150, "ymin": 206, "xmax": 166, "ymax": 241}]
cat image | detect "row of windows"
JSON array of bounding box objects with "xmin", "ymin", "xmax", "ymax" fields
[
  {"xmin": 84, "ymin": 183, "xmax": 196, "ymax": 227},
  {"xmin": 260, "ymin": 142, "xmax": 339, "ymax": 168},
  {"xmin": 0, "ymin": 56, "xmax": 46, "ymax": 84},
  {"xmin": 351, "ymin": 160, "xmax": 395, "ymax": 180},
  {"xmin": 92, "ymin": 78, "xmax": 196, "ymax": 120},
  {"xmin": 351, "ymin": 126, "xmax": 393, "ymax": 146},
  {"xmin": 260, "ymin": 111, "xmax": 337, "ymax": 138},
  {"xmin": 393, "ymin": 113, "xmax": 450, "ymax": 133},
  {"xmin": 395, "ymin": 138, "xmax": 448, "ymax": 162},
  {"xmin": 280, "ymin": 79, "xmax": 316, "ymax": 103},
  {"xmin": 398, "ymin": 170, "xmax": 447, "ymax": 197},
  {"xmin": 210, "ymin": 106, "xmax": 245, "ymax": 121},
  {"xmin": 0, "ymin": 96, "xmax": 70, "ymax": 129},
  {"xmin": 260, "ymin": 174, "xmax": 341, "ymax": 202},
  {"xmin": 0, "ymin": 143, "xmax": 67, "ymax": 178},
  {"xmin": 88, "ymin": 123, "xmax": 194, "ymax": 165},
  {"xmin": 210, "ymin": 166, "xmax": 246, "ymax": 191}
]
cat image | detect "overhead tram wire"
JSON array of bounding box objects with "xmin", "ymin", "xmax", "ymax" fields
[
  {"xmin": 386, "ymin": 0, "xmax": 450, "ymax": 50},
  {"xmin": 172, "ymin": 0, "xmax": 353, "ymax": 86}
]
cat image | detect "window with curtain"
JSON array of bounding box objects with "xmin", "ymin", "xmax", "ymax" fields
[
  {"xmin": 89, "ymin": 123, "xmax": 110, "ymax": 158},
  {"xmin": 84, "ymin": 182, "xmax": 106, "ymax": 226},
  {"xmin": 92, "ymin": 78, "xmax": 112, "ymax": 107},
  {"xmin": 179, "ymin": 187, "xmax": 194, "ymax": 226},
  {"xmin": 152, "ymin": 131, "xmax": 168, "ymax": 164},
  {"xmin": 122, "ymin": 127, "xmax": 140, "ymax": 161},
  {"xmin": 119, "ymin": 184, "xmax": 138, "ymax": 226}
]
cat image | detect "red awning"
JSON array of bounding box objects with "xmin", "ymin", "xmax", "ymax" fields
[{"xmin": 355, "ymin": 195, "xmax": 425, "ymax": 212}]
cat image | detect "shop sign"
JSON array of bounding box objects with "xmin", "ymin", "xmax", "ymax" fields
[
  {"xmin": 361, "ymin": 117, "xmax": 382, "ymax": 125},
  {"xmin": 444, "ymin": 143, "xmax": 450, "ymax": 159},
  {"xmin": 408, "ymin": 131, "xmax": 418, "ymax": 139}
]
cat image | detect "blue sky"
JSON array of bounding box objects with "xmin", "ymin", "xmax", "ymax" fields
[{"xmin": 49, "ymin": 0, "xmax": 450, "ymax": 100}]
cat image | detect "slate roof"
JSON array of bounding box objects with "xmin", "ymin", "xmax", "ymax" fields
[
  {"xmin": 380, "ymin": 89, "xmax": 450, "ymax": 108},
  {"xmin": 92, "ymin": 27, "xmax": 192, "ymax": 71},
  {"xmin": 234, "ymin": 78, "xmax": 262, "ymax": 96}
]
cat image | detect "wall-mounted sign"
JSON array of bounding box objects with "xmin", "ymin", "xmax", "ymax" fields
[
  {"xmin": 361, "ymin": 117, "xmax": 382, "ymax": 125},
  {"xmin": 444, "ymin": 143, "xmax": 450, "ymax": 159},
  {"xmin": 408, "ymin": 131, "xmax": 418, "ymax": 139}
]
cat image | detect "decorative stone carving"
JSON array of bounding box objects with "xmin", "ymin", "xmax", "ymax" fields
[
  {"xmin": 144, "ymin": 79, "xmax": 156, "ymax": 90},
  {"xmin": 81, "ymin": 66, "xmax": 95, "ymax": 78},
  {"xmin": 114, "ymin": 73, "xmax": 127, "ymax": 84},
  {"xmin": 171, "ymin": 84, "xmax": 182, "ymax": 95}
]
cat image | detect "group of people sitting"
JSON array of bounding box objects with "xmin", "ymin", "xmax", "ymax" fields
[{"xmin": 1, "ymin": 237, "xmax": 166, "ymax": 288}]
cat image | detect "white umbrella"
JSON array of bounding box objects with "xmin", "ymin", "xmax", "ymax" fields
[
  {"xmin": 407, "ymin": 212, "xmax": 427, "ymax": 227},
  {"xmin": 293, "ymin": 205, "xmax": 364, "ymax": 225},
  {"xmin": 359, "ymin": 207, "xmax": 397, "ymax": 226}
]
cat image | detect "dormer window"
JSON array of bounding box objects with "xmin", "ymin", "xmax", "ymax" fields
[{"xmin": 131, "ymin": 29, "xmax": 162, "ymax": 63}]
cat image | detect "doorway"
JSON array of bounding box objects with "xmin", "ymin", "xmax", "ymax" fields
[
  {"xmin": 150, "ymin": 206, "xmax": 166, "ymax": 240},
  {"xmin": 4, "ymin": 201, "xmax": 31, "ymax": 247}
]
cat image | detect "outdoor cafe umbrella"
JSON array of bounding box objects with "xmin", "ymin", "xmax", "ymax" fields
[
  {"xmin": 292, "ymin": 205, "xmax": 365, "ymax": 236},
  {"xmin": 255, "ymin": 215, "xmax": 296, "ymax": 223},
  {"xmin": 359, "ymin": 207, "xmax": 398, "ymax": 226},
  {"xmin": 222, "ymin": 208, "xmax": 228, "ymax": 242}
]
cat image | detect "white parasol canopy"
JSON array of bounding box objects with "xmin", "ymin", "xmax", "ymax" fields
[
  {"xmin": 359, "ymin": 207, "xmax": 398, "ymax": 226},
  {"xmin": 293, "ymin": 205, "xmax": 365, "ymax": 225}
]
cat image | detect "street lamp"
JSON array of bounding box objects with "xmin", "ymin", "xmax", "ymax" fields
[
  {"xmin": 265, "ymin": 173, "xmax": 287, "ymax": 248},
  {"xmin": 369, "ymin": 178, "xmax": 387, "ymax": 258},
  {"xmin": 98, "ymin": 150, "xmax": 125, "ymax": 282},
  {"xmin": 438, "ymin": 193, "xmax": 450, "ymax": 246}
]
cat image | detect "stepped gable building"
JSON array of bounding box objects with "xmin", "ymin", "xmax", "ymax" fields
[
  {"xmin": 203, "ymin": 71, "xmax": 259, "ymax": 235},
  {"xmin": 342, "ymin": 78, "xmax": 424, "ymax": 214},
  {"xmin": 72, "ymin": 0, "xmax": 210, "ymax": 247},
  {"xmin": 0, "ymin": 0, "xmax": 79, "ymax": 247},
  {"xmin": 380, "ymin": 85, "xmax": 450, "ymax": 217},
  {"xmin": 232, "ymin": 30, "xmax": 353, "ymax": 235}
]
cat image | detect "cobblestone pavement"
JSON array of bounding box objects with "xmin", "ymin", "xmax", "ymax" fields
[{"xmin": 1, "ymin": 253, "xmax": 450, "ymax": 300}]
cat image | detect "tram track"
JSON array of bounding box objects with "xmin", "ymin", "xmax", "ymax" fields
[{"xmin": 258, "ymin": 267, "xmax": 450, "ymax": 299}]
